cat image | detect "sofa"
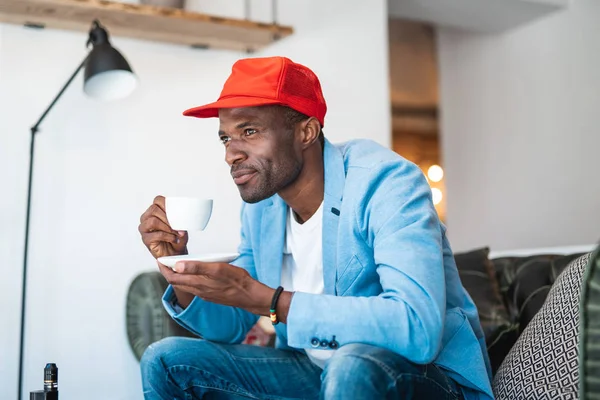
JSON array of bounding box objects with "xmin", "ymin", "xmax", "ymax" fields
[
  {"xmin": 453, "ymin": 245, "xmax": 593, "ymax": 375},
  {"xmin": 126, "ymin": 244, "xmax": 599, "ymax": 398}
]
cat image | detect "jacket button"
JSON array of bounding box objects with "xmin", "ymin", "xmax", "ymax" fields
[
  {"xmin": 329, "ymin": 340, "xmax": 339, "ymax": 349},
  {"xmin": 320, "ymin": 340, "xmax": 329, "ymax": 348},
  {"xmin": 311, "ymin": 338, "xmax": 320, "ymax": 348}
]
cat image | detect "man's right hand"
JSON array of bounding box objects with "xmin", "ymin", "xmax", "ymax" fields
[
  {"xmin": 139, "ymin": 195, "xmax": 195, "ymax": 308},
  {"xmin": 139, "ymin": 195, "xmax": 188, "ymax": 259}
]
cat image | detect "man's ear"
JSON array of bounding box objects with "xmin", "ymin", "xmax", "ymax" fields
[{"xmin": 299, "ymin": 117, "xmax": 321, "ymax": 149}]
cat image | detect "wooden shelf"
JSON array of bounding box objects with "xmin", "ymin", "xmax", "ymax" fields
[{"xmin": 0, "ymin": 0, "xmax": 293, "ymax": 51}]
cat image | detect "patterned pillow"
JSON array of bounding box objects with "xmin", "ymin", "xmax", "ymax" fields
[
  {"xmin": 579, "ymin": 245, "xmax": 600, "ymax": 399},
  {"xmin": 493, "ymin": 253, "xmax": 591, "ymax": 400}
]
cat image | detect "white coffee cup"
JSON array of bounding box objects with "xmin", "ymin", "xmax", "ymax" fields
[{"xmin": 165, "ymin": 197, "xmax": 213, "ymax": 231}]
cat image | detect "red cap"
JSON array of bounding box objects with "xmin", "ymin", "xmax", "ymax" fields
[{"xmin": 183, "ymin": 56, "xmax": 327, "ymax": 127}]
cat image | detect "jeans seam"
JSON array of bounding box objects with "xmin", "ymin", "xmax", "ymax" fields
[
  {"xmin": 167, "ymin": 365, "xmax": 311, "ymax": 400},
  {"xmin": 431, "ymin": 364, "xmax": 459, "ymax": 396},
  {"xmin": 338, "ymin": 355, "xmax": 458, "ymax": 398},
  {"xmin": 396, "ymin": 374, "xmax": 458, "ymax": 399},
  {"xmin": 168, "ymin": 365, "xmax": 261, "ymax": 399},
  {"xmin": 338, "ymin": 353, "xmax": 398, "ymax": 380},
  {"xmin": 193, "ymin": 386, "xmax": 258, "ymax": 399},
  {"xmin": 229, "ymin": 355, "xmax": 306, "ymax": 363}
]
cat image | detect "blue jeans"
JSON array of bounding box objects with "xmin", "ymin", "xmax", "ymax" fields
[{"xmin": 141, "ymin": 337, "xmax": 464, "ymax": 399}]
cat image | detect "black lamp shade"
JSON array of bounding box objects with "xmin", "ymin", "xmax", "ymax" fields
[{"xmin": 83, "ymin": 22, "xmax": 137, "ymax": 101}]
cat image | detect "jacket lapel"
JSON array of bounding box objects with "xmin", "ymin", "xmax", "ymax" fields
[
  {"xmin": 259, "ymin": 195, "xmax": 286, "ymax": 289},
  {"xmin": 322, "ymin": 139, "xmax": 345, "ymax": 295},
  {"xmin": 258, "ymin": 140, "xmax": 346, "ymax": 295}
]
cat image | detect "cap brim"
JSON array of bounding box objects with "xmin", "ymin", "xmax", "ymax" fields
[{"xmin": 183, "ymin": 97, "xmax": 283, "ymax": 118}]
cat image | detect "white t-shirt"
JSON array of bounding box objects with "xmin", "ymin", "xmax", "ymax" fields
[{"xmin": 280, "ymin": 201, "xmax": 334, "ymax": 368}]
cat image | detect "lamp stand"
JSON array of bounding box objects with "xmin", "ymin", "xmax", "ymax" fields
[{"xmin": 17, "ymin": 54, "xmax": 88, "ymax": 400}]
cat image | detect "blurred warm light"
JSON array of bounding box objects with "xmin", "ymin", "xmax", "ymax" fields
[
  {"xmin": 427, "ymin": 165, "xmax": 444, "ymax": 182},
  {"xmin": 431, "ymin": 188, "xmax": 443, "ymax": 205}
]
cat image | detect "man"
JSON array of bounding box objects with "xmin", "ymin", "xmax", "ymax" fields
[{"xmin": 138, "ymin": 56, "xmax": 493, "ymax": 399}]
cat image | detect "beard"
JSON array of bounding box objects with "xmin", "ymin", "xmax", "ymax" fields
[{"xmin": 236, "ymin": 157, "xmax": 302, "ymax": 204}]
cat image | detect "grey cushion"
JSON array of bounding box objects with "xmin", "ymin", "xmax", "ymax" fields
[
  {"xmin": 579, "ymin": 245, "xmax": 600, "ymax": 400},
  {"xmin": 493, "ymin": 253, "xmax": 591, "ymax": 400},
  {"xmin": 454, "ymin": 247, "xmax": 513, "ymax": 374}
]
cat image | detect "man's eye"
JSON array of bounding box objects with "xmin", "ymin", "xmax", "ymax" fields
[
  {"xmin": 219, "ymin": 136, "xmax": 231, "ymax": 144},
  {"xmin": 244, "ymin": 129, "xmax": 257, "ymax": 136}
]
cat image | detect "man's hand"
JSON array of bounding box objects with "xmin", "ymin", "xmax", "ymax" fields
[
  {"xmin": 139, "ymin": 195, "xmax": 194, "ymax": 306},
  {"xmin": 139, "ymin": 195, "xmax": 188, "ymax": 259},
  {"xmin": 161, "ymin": 261, "xmax": 293, "ymax": 322}
]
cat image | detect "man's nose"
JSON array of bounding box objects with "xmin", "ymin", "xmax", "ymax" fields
[{"xmin": 225, "ymin": 141, "xmax": 247, "ymax": 166}]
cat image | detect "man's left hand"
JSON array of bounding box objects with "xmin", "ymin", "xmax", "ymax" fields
[{"xmin": 161, "ymin": 261, "xmax": 274, "ymax": 316}]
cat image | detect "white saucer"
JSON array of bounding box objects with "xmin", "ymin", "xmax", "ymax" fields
[{"xmin": 157, "ymin": 253, "xmax": 240, "ymax": 269}]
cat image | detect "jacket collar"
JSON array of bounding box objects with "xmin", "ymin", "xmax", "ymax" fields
[{"xmin": 323, "ymin": 138, "xmax": 346, "ymax": 202}]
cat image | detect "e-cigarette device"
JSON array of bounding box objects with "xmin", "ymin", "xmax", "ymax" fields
[{"xmin": 29, "ymin": 363, "xmax": 58, "ymax": 400}]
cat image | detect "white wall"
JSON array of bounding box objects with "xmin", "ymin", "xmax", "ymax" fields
[
  {"xmin": 388, "ymin": 0, "xmax": 567, "ymax": 33},
  {"xmin": 0, "ymin": 1, "xmax": 390, "ymax": 398},
  {"xmin": 437, "ymin": 0, "xmax": 600, "ymax": 252}
]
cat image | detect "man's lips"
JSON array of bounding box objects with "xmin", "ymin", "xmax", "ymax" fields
[{"xmin": 231, "ymin": 170, "xmax": 257, "ymax": 185}]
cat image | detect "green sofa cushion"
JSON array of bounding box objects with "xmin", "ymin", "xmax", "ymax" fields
[{"xmin": 579, "ymin": 244, "xmax": 600, "ymax": 399}]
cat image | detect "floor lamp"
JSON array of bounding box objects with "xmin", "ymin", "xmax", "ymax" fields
[{"xmin": 18, "ymin": 19, "xmax": 137, "ymax": 400}]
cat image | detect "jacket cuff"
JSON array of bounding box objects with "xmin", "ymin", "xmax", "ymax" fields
[
  {"xmin": 161, "ymin": 285, "xmax": 204, "ymax": 334},
  {"xmin": 286, "ymin": 291, "xmax": 337, "ymax": 349}
]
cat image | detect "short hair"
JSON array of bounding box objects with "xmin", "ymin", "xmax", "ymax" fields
[{"xmin": 281, "ymin": 106, "xmax": 325, "ymax": 149}]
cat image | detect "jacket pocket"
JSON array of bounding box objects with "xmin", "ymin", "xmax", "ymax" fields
[{"xmin": 336, "ymin": 255, "xmax": 365, "ymax": 296}]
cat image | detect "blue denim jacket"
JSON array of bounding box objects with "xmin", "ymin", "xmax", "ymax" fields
[{"xmin": 163, "ymin": 138, "xmax": 494, "ymax": 399}]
